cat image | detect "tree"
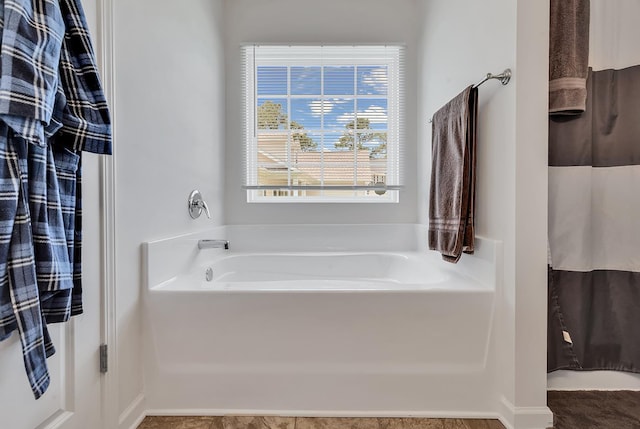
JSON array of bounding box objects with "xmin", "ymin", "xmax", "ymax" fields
[
  {"xmin": 257, "ymin": 100, "xmax": 287, "ymax": 129},
  {"xmin": 257, "ymin": 101, "xmax": 317, "ymax": 151},
  {"xmin": 290, "ymin": 121, "xmax": 317, "ymax": 152},
  {"xmin": 335, "ymin": 117, "xmax": 386, "ymax": 158}
]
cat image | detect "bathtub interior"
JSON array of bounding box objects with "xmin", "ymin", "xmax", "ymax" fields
[
  {"xmin": 206, "ymin": 252, "xmax": 447, "ymax": 283},
  {"xmin": 142, "ymin": 224, "xmax": 503, "ymax": 416},
  {"xmin": 144, "ymin": 224, "xmax": 499, "ymax": 292}
]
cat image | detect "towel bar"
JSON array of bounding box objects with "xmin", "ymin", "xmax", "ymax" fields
[{"xmin": 428, "ymin": 68, "xmax": 512, "ymax": 123}]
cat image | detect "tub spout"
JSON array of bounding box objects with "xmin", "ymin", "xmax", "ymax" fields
[{"xmin": 198, "ymin": 239, "xmax": 229, "ymax": 250}]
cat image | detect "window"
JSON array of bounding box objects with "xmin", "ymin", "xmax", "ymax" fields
[{"xmin": 243, "ymin": 45, "xmax": 404, "ymax": 202}]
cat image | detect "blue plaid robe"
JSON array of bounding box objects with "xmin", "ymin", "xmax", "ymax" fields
[{"xmin": 0, "ymin": 0, "xmax": 111, "ymax": 399}]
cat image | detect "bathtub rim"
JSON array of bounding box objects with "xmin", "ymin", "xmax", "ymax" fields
[{"xmin": 142, "ymin": 224, "xmax": 502, "ymax": 294}]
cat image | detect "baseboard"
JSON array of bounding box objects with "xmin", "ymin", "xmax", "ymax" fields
[
  {"xmin": 499, "ymin": 396, "xmax": 554, "ymax": 429},
  {"xmin": 145, "ymin": 408, "xmax": 500, "ymax": 419},
  {"xmin": 41, "ymin": 410, "xmax": 74, "ymax": 429},
  {"xmin": 120, "ymin": 393, "xmax": 146, "ymax": 429}
]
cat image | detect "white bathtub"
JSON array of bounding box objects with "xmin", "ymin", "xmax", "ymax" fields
[
  {"xmin": 155, "ymin": 251, "xmax": 490, "ymax": 292},
  {"xmin": 143, "ymin": 224, "xmax": 502, "ymax": 418}
]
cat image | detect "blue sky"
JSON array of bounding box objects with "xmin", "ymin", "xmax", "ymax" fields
[{"xmin": 257, "ymin": 65, "xmax": 388, "ymax": 152}]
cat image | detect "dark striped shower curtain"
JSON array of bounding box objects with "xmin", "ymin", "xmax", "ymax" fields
[{"xmin": 548, "ymin": 64, "xmax": 640, "ymax": 372}]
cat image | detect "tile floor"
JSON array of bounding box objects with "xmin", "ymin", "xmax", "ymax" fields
[
  {"xmin": 548, "ymin": 390, "xmax": 640, "ymax": 429},
  {"xmin": 138, "ymin": 390, "xmax": 640, "ymax": 428},
  {"xmin": 137, "ymin": 416, "xmax": 506, "ymax": 429}
]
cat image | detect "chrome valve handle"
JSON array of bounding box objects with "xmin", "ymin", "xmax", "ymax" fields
[
  {"xmin": 188, "ymin": 190, "xmax": 211, "ymax": 219},
  {"xmin": 198, "ymin": 199, "xmax": 211, "ymax": 219}
]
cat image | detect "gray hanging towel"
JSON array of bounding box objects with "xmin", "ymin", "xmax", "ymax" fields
[
  {"xmin": 428, "ymin": 86, "xmax": 478, "ymax": 264},
  {"xmin": 549, "ymin": 0, "xmax": 590, "ymax": 115}
]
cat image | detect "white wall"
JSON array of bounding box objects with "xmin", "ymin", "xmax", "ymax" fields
[
  {"xmin": 113, "ymin": 0, "xmax": 226, "ymax": 425},
  {"xmin": 224, "ymin": 0, "xmax": 419, "ymax": 225},
  {"xmin": 588, "ymin": 0, "xmax": 640, "ymax": 71},
  {"xmin": 418, "ymin": 1, "xmax": 551, "ymax": 427},
  {"xmin": 513, "ymin": 0, "xmax": 551, "ymax": 418},
  {"xmin": 417, "ymin": 0, "xmax": 517, "ymax": 410},
  {"xmin": 547, "ymin": 0, "xmax": 640, "ymax": 392}
]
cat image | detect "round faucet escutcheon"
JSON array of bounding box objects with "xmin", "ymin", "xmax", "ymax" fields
[{"xmin": 188, "ymin": 190, "xmax": 211, "ymax": 219}]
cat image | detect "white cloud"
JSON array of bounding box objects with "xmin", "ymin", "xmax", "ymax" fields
[
  {"xmin": 361, "ymin": 67, "xmax": 388, "ymax": 94},
  {"xmin": 337, "ymin": 106, "xmax": 388, "ymax": 124},
  {"xmin": 309, "ymin": 100, "xmax": 333, "ymax": 116}
]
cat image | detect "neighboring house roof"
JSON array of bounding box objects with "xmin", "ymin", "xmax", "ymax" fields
[
  {"xmin": 294, "ymin": 151, "xmax": 372, "ymax": 183},
  {"xmin": 257, "ymin": 132, "xmax": 385, "ymax": 185},
  {"xmin": 370, "ymin": 159, "xmax": 387, "ymax": 177}
]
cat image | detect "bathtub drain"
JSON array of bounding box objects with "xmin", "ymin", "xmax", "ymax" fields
[{"xmin": 205, "ymin": 267, "xmax": 214, "ymax": 282}]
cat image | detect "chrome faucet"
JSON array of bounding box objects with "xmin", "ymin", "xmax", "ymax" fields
[{"xmin": 198, "ymin": 239, "xmax": 229, "ymax": 250}]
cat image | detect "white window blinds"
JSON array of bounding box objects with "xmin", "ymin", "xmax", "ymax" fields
[{"xmin": 243, "ymin": 45, "xmax": 404, "ymax": 202}]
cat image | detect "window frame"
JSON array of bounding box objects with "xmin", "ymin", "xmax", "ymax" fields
[{"xmin": 243, "ymin": 45, "xmax": 403, "ymax": 203}]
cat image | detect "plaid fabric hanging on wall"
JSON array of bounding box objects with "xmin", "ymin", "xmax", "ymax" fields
[{"xmin": 0, "ymin": 0, "xmax": 111, "ymax": 399}]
